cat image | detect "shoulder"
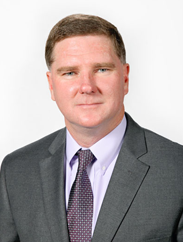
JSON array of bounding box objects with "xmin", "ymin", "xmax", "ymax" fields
[
  {"xmin": 126, "ymin": 112, "xmax": 183, "ymax": 151},
  {"xmin": 125, "ymin": 112, "xmax": 183, "ymax": 164},
  {"xmin": 144, "ymin": 128, "xmax": 183, "ymax": 152},
  {"xmin": 141, "ymin": 126, "xmax": 183, "ymax": 169},
  {"xmin": 1, "ymin": 128, "xmax": 66, "ymax": 171}
]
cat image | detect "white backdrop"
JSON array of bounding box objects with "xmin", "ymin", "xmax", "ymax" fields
[{"xmin": 1, "ymin": 0, "xmax": 183, "ymax": 164}]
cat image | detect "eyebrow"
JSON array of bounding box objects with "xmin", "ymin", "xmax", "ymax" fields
[
  {"xmin": 56, "ymin": 62, "xmax": 116, "ymax": 74},
  {"xmin": 93, "ymin": 62, "xmax": 116, "ymax": 69},
  {"xmin": 56, "ymin": 66, "xmax": 79, "ymax": 74}
]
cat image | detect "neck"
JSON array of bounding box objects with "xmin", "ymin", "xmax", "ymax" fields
[{"xmin": 65, "ymin": 114, "xmax": 124, "ymax": 148}]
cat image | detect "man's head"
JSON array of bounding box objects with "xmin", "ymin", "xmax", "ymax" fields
[
  {"xmin": 45, "ymin": 14, "xmax": 126, "ymax": 69},
  {"xmin": 46, "ymin": 14, "xmax": 129, "ymax": 146}
]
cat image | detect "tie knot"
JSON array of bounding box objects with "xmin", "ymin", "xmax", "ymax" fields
[{"xmin": 77, "ymin": 149, "xmax": 94, "ymax": 172}]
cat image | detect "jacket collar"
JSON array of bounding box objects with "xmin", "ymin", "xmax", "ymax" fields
[
  {"xmin": 92, "ymin": 113, "xmax": 150, "ymax": 241},
  {"xmin": 39, "ymin": 128, "xmax": 70, "ymax": 242},
  {"xmin": 39, "ymin": 113, "xmax": 150, "ymax": 242}
]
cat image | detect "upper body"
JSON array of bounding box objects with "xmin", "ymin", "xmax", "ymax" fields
[
  {"xmin": 1, "ymin": 113, "xmax": 183, "ymax": 242},
  {"xmin": 0, "ymin": 14, "xmax": 183, "ymax": 242}
]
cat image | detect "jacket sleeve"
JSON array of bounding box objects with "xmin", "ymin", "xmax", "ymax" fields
[{"xmin": 0, "ymin": 157, "xmax": 20, "ymax": 242}]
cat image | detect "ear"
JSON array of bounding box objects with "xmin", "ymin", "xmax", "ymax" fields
[
  {"xmin": 46, "ymin": 71, "xmax": 56, "ymax": 101},
  {"xmin": 123, "ymin": 63, "xmax": 130, "ymax": 95}
]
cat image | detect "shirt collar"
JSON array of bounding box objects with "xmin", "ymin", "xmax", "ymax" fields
[{"xmin": 66, "ymin": 115, "xmax": 127, "ymax": 174}]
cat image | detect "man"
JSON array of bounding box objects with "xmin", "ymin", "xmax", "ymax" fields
[{"xmin": 0, "ymin": 14, "xmax": 183, "ymax": 242}]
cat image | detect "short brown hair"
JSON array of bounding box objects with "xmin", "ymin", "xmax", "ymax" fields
[{"xmin": 45, "ymin": 14, "xmax": 126, "ymax": 69}]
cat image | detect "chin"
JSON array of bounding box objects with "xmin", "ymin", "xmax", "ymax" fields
[{"xmin": 77, "ymin": 118, "xmax": 103, "ymax": 129}]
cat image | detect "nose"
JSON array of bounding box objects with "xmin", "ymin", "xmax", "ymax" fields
[{"xmin": 79, "ymin": 73, "xmax": 97, "ymax": 94}]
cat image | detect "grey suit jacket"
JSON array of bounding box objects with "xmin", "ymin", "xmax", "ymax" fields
[{"xmin": 1, "ymin": 113, "xmax": 183, "ymax": 242}]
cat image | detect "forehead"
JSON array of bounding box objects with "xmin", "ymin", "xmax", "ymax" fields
[{"xmin": 52, "ymin": 35, "xmax": 117, "ymax": 61}]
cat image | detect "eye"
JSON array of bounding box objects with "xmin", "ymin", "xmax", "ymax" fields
[
  {"xmin": 64, "ymin": 71, "xmax": 75, "ymax": 76},
  {"xmin": 98, "ymin": 68, "xmax": 108, "ymax": 73}
]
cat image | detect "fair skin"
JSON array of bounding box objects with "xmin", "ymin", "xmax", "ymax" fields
[{"xmin": 47, "ymin": 35, "xmax": 129, "ymax": 147}]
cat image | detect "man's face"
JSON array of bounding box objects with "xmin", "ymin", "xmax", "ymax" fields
[{"xmin": 47, "ymin": 35, "xmax": 129, "ymax": 134}]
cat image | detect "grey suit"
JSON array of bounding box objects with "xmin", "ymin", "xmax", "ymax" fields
[{"xmin": 1, "ymin": 113, "xmax": 183, "ymax": 242}]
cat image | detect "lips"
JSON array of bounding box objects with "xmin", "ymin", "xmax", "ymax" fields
[
  {"xmin": 77, "ymin": 103, "xmax": 102, "ymax": 107},
  {"xmin": 78, "ymin": 103, "xmax": 100, "ymax": 105}
]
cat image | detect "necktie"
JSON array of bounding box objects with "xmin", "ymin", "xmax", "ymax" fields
[{"xmin": 67, "ymin": 149, "xmax": 94, "ymax": 242}]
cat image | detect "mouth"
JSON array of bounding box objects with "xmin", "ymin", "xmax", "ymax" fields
[{"xmin": 77, "ymin": 103, "xmax": 102, "ymax": 108}]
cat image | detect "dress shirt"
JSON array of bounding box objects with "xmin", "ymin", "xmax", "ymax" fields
[{"xmin": 65, "ymin": 115, "xmax": 127, "ymax": 234}]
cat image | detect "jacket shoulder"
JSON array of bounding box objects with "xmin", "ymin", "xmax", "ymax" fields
[
  {"xmin": 144, "ymin": 128, "xmax": 183, "ymax": 152},
  {"xmin": 140, "ymin": 128, "xmax": 183, "ymax": 171},
  {"xmin": 1, "ymin": 128, "xmax": 66, "ymax": 169},
  {"xmin": 125, "ymin": 112, "xmax": 183, "ymax": 162}
]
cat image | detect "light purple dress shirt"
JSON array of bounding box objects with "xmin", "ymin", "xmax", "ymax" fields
[{"xmin": 65, "ymin": 115, "xmax": 127, "ymax": 234}]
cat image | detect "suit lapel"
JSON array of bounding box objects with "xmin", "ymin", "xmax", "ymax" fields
[
  {"xmin": 92, "ymin": 113, "xmax": 150, "ymax": 242},
  {"xmin": 38, "ymin": 114, "xmax": 150, "ymax": 242},
  {"xmin": 39, "ymin": 129, "xmax": 70, "ymax": 242}
]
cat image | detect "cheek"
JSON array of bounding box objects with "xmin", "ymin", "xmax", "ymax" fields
[
  {"xmin": 53, "ymin": 81, "xmax": 78, "ymax": 106},
  {"xmin": 105, "ymin": 78, "xmax": 124, "ymax": 98},
  {"xmin": 108, "ymin": 82, "xmax": 125, "ymax": 108}
]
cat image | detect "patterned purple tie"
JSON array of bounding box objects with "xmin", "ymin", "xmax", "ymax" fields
[{"xmin": 67, "ymin": 149, "xmax": 94, "ymax": 242}]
